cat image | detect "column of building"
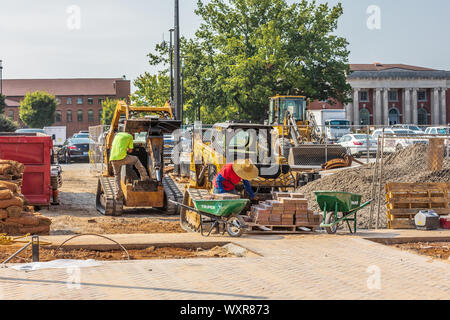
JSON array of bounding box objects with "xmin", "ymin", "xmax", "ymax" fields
[
  {"xmin": 432, "ymin": 88, "xmax": 440, "ymax": 125},
  {"xmin": 353, "ymin": 88, "xmax": 359, "ymax": 125},
  {"xmin": 375, "ymin": 88, "xmax": 382, "ymax": 125},
  {"xmin": 383, "ymin": 88, "xmax": 389, "ymax": 125},
  {"xmin": 440, "ymin": 88, "xmax": 447, "ymax": 125},
  {"xmin": 412, "ymin": 89, "xmax": 418, "ymax": 125},
  {"xmin": 404, "ymin": 88, "xmax": 411, "ymax": 124}
]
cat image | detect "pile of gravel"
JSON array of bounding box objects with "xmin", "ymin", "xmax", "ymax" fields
[{"xmin": 298, "ymin": 144, "xmax": 450, "ymax": 229}]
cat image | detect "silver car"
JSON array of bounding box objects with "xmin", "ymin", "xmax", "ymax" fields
[{"xmin": 337, "ymin": 134, "xmax": 378, "ymax": 157}]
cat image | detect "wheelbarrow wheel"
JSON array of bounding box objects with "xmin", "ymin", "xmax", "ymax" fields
[
  {"xmin": 226, "ymin": 215, "xmax": 245, "ymax": 238},
  {"xmin": 324, "ymin": 212, "xmax": 338, "ymax": 234}
]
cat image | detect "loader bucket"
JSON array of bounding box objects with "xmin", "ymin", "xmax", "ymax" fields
[{"xmin": 288, "ymin": 145, "xmax": 348, "ymax": 169}]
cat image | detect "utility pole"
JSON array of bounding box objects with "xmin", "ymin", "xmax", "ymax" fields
[
  {"xmin": 169, "ymin": 29, "xmax": 175, "ymax": 105},
  {"xmin": 174, "ymin": 0, "xmax": 181, "ymax": 121},
  {"xmin": 181, "ymin": 58, "xmax": 184, "ymax": 123}
]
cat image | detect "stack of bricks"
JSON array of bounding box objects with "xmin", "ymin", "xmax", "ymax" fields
[{"xmin": 249, "ymin": 192, "xmax": 321, "ymax": 227}]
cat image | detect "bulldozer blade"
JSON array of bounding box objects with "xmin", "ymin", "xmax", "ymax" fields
[{"xmin": 288, "ymin": 145, "xmax": 348, "ymax": 169}]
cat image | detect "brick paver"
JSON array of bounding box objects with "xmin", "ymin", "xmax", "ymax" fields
[{"xmin": 0, "ymin": 231, "xmax": 448, "ymax": 300}]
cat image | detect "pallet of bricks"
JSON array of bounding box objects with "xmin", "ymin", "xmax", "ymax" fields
[
  {"xmin": 386, "ymin": 182, "xmax": 450, "ymax": 229},
  {"xmin": 0, "ymin": 160, "xmax": 52, "ymax": 235},
  {"xmin": 247, "ymin": 192, "xmax": 321, "ymax": 232}
]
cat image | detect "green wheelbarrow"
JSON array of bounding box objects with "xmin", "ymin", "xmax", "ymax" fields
[
  {"xmin": 314, "ymin": 191, "xmax": 373, "ymax": 234},
  {"xmin": 170, "ymin": 199, "xmax": 249, "ymax": 237}
]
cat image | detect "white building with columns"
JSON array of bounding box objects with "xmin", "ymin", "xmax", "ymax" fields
[{"xmin": 339, "ymin": 63, "xmax": 450, "ymax": 126}]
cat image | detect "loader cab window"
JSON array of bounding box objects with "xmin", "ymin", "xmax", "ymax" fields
[{"xmin": 278, "ymin": 98, "xmax": 306, "ymax": 123}]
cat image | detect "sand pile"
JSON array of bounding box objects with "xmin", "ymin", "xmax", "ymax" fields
[
  {"xmin": 298, "ymin": 144, "xmax": 450, "ymax": 229},
  {"xmin": 0, "ymin": 160, "xmax": 52, "ymax": 235}
]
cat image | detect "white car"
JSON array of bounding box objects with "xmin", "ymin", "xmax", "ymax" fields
[
  {"xmin": 424, "ymin": 127, "xmax": 449, "ymax": 135},
  {"xmin": 392, "ymin": 124, "xmax": 424, "ymax": 134},
  {"xmin": 337, "ymin": 134, "xmax": 377, "ymax": 157},
  {"xmin": 371, "ymin": 129, "xmax": 426, "ymax": 153}
]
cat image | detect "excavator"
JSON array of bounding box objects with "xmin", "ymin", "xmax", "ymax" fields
[
  {"xmin": 96, "ymin": 101, "xmax": 183, "ymax": 216},
  {"xmin": 268, "ymin": 95, "xmax": 347, "ymax": 169},
  {"xmin": 179, "ymin": 122, "xmax": 297, "ymax": 233}
]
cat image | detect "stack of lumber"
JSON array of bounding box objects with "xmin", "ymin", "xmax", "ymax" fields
[
  {"xmin": 386, "ymin": 182, "xmax": 450, "ymax": 229},
  {"xmin": 0, "ymin": 160, "xmax": 52, "ymax": 235},
  {"xmin": 248, "ymin": 192, "xmax": 321, "ymax": 229}
]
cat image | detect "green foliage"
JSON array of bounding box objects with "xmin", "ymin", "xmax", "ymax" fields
[
  {"xmin": 130, "ymin": 73, "xmax": 170, "ymax": 107},
  {"xmin": 101, "ymin": 98, "xmax": 120, "ymax": 125},
  {"xmin": 0, "ymin": 115, "xmax": 18, "ymax": 132},
  {"xmin": 138, "ymin": 0, "xmax": 351, "ymax": 124},
  {"xmin": 0, "ymin": 94, "xmax": 6, "ymax": 115},
  {"xmin": 19, "ymin": 91, "xmax": 57, "ymax": 128}
]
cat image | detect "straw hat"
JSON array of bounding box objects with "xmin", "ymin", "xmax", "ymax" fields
[{"xmin": 232, "ymin": 159, "xmax": 259, "ymax": 180}]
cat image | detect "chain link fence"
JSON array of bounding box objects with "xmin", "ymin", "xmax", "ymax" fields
[{"xmin": 89, "ymin": 125, "xmax": 110, "ymax": 176}]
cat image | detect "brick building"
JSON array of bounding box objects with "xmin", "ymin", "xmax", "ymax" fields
[
  {"xmin": 2, "ymin": 78, "xmax": 130, "ymax": 136},
  {"xmin": 310, "ymin": 63, "xmax": 450, "ymax": 126}
]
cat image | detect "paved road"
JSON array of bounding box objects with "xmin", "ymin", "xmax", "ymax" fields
[{"xmin": 0, "ymin": 230, "xmax": 448, "ymax": 300}]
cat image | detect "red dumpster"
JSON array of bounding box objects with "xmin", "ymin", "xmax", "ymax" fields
[{"xmin": 0, "ymin": 134, "xmax": 53, "ymax": 206}]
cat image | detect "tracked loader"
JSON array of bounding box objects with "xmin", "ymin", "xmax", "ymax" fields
[{"xmin": 96, "ymin": 101, "xmax": 183, "ymax": 216}]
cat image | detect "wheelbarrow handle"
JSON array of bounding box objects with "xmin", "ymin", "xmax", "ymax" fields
[
  {"xmin": 168, "ymin": 199, "xmax": 201, "ymax": 214},
  {"xmin": 345, "ymin": 199, "xmax": 374, "ymax": 215}
]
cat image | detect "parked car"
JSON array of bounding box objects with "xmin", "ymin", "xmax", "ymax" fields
[
  {"xmin": 15, "ymin": 128, "xmax": 47, "ymax": 134},
  {"xmin": 424, "ymin": 127, "xmax": 450, "ymax": 135},
  {"xmin": 337, "ymin": 134, "xmax": 377, "ymax": 157},
  {"xmin": 57, "ymin": 138, "xmax": 91, "ymax": 163},
  {"xmin": 392, "ymin": 124, "xmax": 424, "ymax": 134},
  {"xmin": 371, "ymin": 129, "xmax": 426, "ymax": 153}
]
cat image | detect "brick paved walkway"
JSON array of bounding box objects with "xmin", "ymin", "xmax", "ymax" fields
[{"xmin": 0, "ymin": 231, "xmax": 448, "ymax": 300}]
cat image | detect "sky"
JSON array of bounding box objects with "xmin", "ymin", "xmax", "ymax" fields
[{"xmin": 1, "ymin": 0, "xmax": 449, "ymax": 92}]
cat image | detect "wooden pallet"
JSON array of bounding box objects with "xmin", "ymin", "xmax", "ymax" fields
[
  {"xmin": 246, "ymin": 223, "xmax": 319, "ymax": 234},
  {"xmin": 385, "ymin": 183, "xmax": 450, "ymax": 229}
]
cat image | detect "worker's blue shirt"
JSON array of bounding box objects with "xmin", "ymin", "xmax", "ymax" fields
[{"xmin": 215, "ymin": 174, "xmax": 255, "ymax": 199}]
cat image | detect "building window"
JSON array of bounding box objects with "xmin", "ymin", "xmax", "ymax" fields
[
  {"xmin": 99, "ymin": 109, "xmax": 103, "ymax": 121},
  {"xmin": 55, "ymin": 111, "xmax": 62, "ymax": 122},
  {"xmin": 388, "ymin": 108, "xmax": 400, "ymax": 125},
  {"xmin": 359, "ymin": 91, "xmax": 369, "ymax": 102},
  {"xmin": 77, "ymin": 98, "xmax": 83, "ymax": 105},
  {"xmin": 87, "ymin": 98, "xmax": 94, "ymax": 105},
  {"xmin": 78, "ymin": 110, "xmax": 83, "ymax": 122},
  {"xmin": 56, "ymin": 98, "xmax": 61, "ymax": 105},
  {"xmin": 88, "ymin": 110, "xmax": 94, "ymax": 122},
  {"xmin": 418, "ymin": 108, "xmax": 428, "ymax": 125},
  {"xmin": 359, "ymin": 108, "xmax": 370, "ymax": 125},
  {"xmin": 388, "ymin": 90, "xmax": 398, "ymax": 102},
  {"xmin": 418, "ymin": 90, "xmax": 427, "ymax": 102},
  {"xmin": 98, "ymin": 98, "xmax": 105, "ymax": 105},
  {"xmin": 7, "ymin": 110, "xmax": 14, "ymax": 120},
  {"xmin": 67, "ymin": 97, "xmax": 72, "ymax": 105},
  {"xmin": 67, "ymin": 110, "xmax": 73, "ymax": 122}
]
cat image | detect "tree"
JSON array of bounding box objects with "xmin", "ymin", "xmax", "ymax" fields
[
  {"xmin": 101, "ymin": 98, "xmax": 120, "ymax": 125},
  {"xmin": 0, "ymin": 94, "xmax": 6, "ymax": 115},
  {"xmin": 19, "ymin": 91, "xmax": 57, "ymax": 128},
  {"xmin": 131, "ymin": 73, "xmax": 170, "ymax": 107},
  {"xmin": 0, "ymin": 116, "xmax": 18, "ymax": 132},
  {"xmin": 140, "ymin": 0, "xmax": 351, "ymax": 123}
]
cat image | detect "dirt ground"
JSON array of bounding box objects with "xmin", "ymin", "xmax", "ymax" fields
[
  {"xmin": 393, "ymin": 242, "xmax": 450, "ymax": 261},
  {"xmin": 40, "ymin": 163, "xmax": 185, "ymax": 235},
  {"xmin": 0, "ymin": 245, "xmax": 234, "ymax": 263}
]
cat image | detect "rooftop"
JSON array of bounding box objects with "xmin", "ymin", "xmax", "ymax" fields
[
  {"xmin": 349, "ymin": 63, "xmax": 450, "ymax": 80},
  {"xmin": 2, "ymin": 78, "xmax": 130, "ymax": 96}
]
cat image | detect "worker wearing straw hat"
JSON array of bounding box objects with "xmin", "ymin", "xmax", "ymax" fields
[{"xmin": 213, "ymin": 159, "xmax": 259, "ymax": 200}]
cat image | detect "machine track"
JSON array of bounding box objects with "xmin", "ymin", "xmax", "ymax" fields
[
  {"xmin": 162, "ymin": 176, "xmax": 184, "ymax": 215},
  {"xmin": 96, "ymin": 177, "xmax": 124, "ymax": 216}
]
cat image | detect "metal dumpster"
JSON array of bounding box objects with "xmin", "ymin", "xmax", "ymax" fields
[{"xmin": 0, "ymin": 134, "xmax": 53, "ymax": 206}]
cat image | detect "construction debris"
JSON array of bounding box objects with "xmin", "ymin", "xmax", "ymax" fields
[
  {"xmin": 298, "ymin": 144, "xmax": 450, "ymax": 229},
  {"xmin": 0, "ymin": 160, "xmax": 52, "ymax": 236}
]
